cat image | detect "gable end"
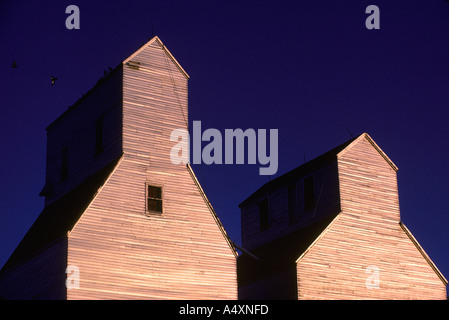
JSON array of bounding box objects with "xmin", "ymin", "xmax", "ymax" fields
[{"xmin": 337, "ymin": 133, "xmax": 398, "ymax": 171}]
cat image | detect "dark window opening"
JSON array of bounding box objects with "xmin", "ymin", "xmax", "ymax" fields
[
  {"xmin": 147, "ymin": 185, "xmax": 162, "ymax": 213},
  {"xmin": 304, "ymin": 176, "xmax": 315, "ymax": 212},
  {"xmin": 259, "ymin": 197, "xmax": 270, "ymax": 231},
  {"xmin": 288, "ymin": 184, "xmax": 298, "ymax": 224},
  {"xmin": 60, "ymin": 146, "xmax": 68, "ymax": 182},
  {"xmin": 95, "ymin": 117, "xmax": 104, "ymax": 156}
]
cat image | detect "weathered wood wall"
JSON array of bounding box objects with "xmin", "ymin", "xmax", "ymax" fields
[
  {"xmin": 296, "ymin": 135, "xmax": 447, "ymax": 299},
  {"xmin": 67, "ymin": 38, "xmax": 237, "ymax": 299}
]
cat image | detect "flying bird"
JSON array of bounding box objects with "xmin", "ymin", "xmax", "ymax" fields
[
  {"xmin": 51, "ymin": 76, "xmax": 58, "ymax": 87},
  {"xmin": 12, "ymin": 60, "xmax": 18, "ymax": 68}
]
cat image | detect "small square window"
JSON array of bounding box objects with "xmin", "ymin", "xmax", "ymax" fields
[{"xmin": 147, "ymin": 185, "xmax": 163, "ymax": 214}]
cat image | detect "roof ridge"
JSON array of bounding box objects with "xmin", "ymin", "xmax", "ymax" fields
[{"xmin": 0, "ymin": 155, "xmax": 123, "ymax": 273}]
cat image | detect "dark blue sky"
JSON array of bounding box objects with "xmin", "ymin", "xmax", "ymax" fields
[{"xmin": 1, "ymin": 0, "xmax": 448, "ymax": 291}]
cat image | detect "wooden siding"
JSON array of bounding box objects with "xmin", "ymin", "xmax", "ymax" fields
[
  {"xmin": 241, "ymin": 161, "xmax": 340, "ymax": 251},
  {"xmin": 0, "ymin": 237, "xmax": 67, "ymax": 300},
  {"xmin": 296, "ymin": 134, "xmax": 447, "ymax": 299},
  {"xmin": 122, "ymin": 38, "xmax": 188, "ymax": 170},
  {"xmin": 44, "ymin": 69, "xmax": 123, "ymax": 205},
  {"xmin": 67, "ymin": 37, "xmax": 237, "ymax": 300}
]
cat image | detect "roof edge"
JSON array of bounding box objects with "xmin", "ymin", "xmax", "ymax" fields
[
  {"xmin": 399, "ymin": 222, "xmax": 448, "ymax": 286},
  {"xmin": 123, "ymin": 35, "xmax": 190, "ymax": 79},
  {"xmin": 45, "ymin": 64, "xmax": 123, "ymax": 132},
  {"xmin": 68, "ymin": 153, "xmax": 125, "ymax": 236},
  {"xmin": 0, "ymin": 154, "xmax": 124, "ymax": 274},
  {"xmin": 337, "ymin": 133, "xmax": 398, "ymax": 171},
  {"xmin": 295, "ymin": 213, "xmax": 342, "ymax": 264},
  {"xmin": 187, "ymin": 164, "xmax": 238, "ymax": 258},
  {"xmin": 294, "ymin": 216, "xmax": 448, "ymax": 286}
]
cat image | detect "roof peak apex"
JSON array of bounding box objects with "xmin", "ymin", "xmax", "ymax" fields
[
  {"xmin": 123, "ymin": 35, "xmax": 189, "ymax": 79},
  {"xmin": 338, "ymin": 132, "xmax": 398, "ymax": 171}
]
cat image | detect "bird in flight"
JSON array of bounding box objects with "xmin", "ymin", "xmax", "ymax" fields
[{"xmin": 51, "ymin": 76, "xmax": 58, "ymax": 87}]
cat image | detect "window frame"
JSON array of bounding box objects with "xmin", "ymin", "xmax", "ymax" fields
[{"xmin": 145, "ymin": 183, "xmax": 163, "ymax": 214}]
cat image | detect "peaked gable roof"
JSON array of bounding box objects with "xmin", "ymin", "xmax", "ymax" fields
[
  {"xmin": 239, "ymin": 132, "xmax": 398, "ymax": 209},
  {"xmin": 123, "ymin": 35, "xmax": 189, "ymax": 79},
  {"xmin": 1, "ymin": 155, "xmax": 123, "ymax": 273},
  {"xmin": 238, "ymin": 132, "xmax": 447, "ymax": 291},
  {"xmin": 337, "ymin": 132, "xmax": 398, "ymax": 171},
  {"xmin": 292, "ymin": 214, "xmax": 447, "ymax": 286},
  {"xmin": 46, "ymin": 36, "xmax": 186, "ymax": 132}
]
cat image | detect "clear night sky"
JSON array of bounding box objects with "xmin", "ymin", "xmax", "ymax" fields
[{"xmin": 1, "ymin": 0, "xmax": 448, "ymax": 293}]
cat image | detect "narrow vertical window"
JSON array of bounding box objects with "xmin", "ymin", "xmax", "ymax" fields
[
  {"xmin": 304, "ymin": 175, "xmax": 315, "ymax": 212},
  {"xmin": 95, "ymin": 116, "xmax": 104, "ymax": 156},
  {"xmin": 61, "ymin": 146, "xmax": 68, "ymax": 181},
  {"xmin": 258, "ymin": 197, "xmax": 270, "ymax": 231},
  {"xmin": 147, "ymin": 185, "xmax": 163, "ymax": 214},
  {"xmin": 288, "ymin": 184, "xmax": 298, "ymax": 224}
]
